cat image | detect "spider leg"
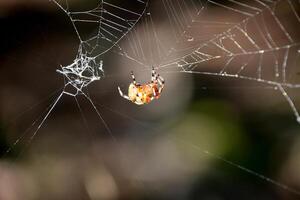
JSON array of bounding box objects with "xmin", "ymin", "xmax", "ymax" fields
[
  {"xmin": 157, "ymin": 74, "xmax": 165, "ymax": 94},
  {"xmin": 118, "ymin": 86, "xmax": 130, "ymax": 101},
  {"xmin": 152, "ymin": 67, "xmax": 165, "ymax": 94},
  {"xmin": 158, "ymin": 86, "xmax": 164, "ymax": 94},
  {"xmin": 154, "ymin": 69, "xmax": 160, "ymax": 84},
  {"xmin": 152, "ymin": 87, "xmax": 157, "ymax": 97},
  {"xmin": 149, "ymin": 96, "xmax": 156, "ymax": 102},
  {"xmin": 131, "ymin": 71, "xmax": 137, "ymax": 85},
  {"xmin": 156, "ymin": 73, "xmax": 165, "ymax": 86},
  {"xmin": 151, "ymin": 66, "xmax": 156, "ymax": 83}
]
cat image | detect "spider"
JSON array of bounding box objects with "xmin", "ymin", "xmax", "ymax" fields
[{"xmin": 118, "ymin": 67, "xmax": 165, "ymax": 105}]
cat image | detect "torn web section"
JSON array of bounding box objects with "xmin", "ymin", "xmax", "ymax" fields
[
  {"xmin": 56, "ymin": 49, "xmax": 104, "ymax": 96},
  {"xmin": 51, "ymin": 0, "xmax": 148, "ymax": 96}
]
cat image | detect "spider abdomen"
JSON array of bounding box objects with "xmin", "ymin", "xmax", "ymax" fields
[
  {"xmin": 128, "ymin": 83, "xmax": 160, "ymax": 105},
  {"xmin": 118, "ymin": 68, "xmax": 164, "ymax": 105}
]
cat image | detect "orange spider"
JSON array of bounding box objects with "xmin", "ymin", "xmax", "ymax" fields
[{"xmin": 118, "ymin": 67, "xmax": 165, "ymax": 105}]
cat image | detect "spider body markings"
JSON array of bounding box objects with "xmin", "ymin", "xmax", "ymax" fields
[{"xmin": 118, "ymin": 67, "xmax": 165, "ymax": 105}]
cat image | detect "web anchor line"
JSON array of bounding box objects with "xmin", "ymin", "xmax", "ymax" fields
[
  {"xmin": 87, "ymin": 101, "xmax": 300, "ymax": 197},
  {"xmin": 171, "ymin": 136, "xmax": 300, "ymax": 196},
  {"xmin": 8, "ymin": 91, "xmax": 65, "ymax": 156},
  {"xmin": 170, "ymin": 70, "xmax": 300, "ymax": 124},
  {"xmin": 10, "ymin": 83, "xmax": 116, "ymax": 154}
]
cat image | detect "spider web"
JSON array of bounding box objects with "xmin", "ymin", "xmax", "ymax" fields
[
  {"xmin": 106, "ymin": 0, "xmax": 300, "ymax": 195},
  {"xmin": 3, "ymin": 0, "xmax": 300, "ymax": 198},
  {"xmin": 115, "ymin": 0, "xmax": 300, "ymax": 123}
]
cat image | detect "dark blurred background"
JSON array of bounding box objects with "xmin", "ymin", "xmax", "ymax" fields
[{"xmin": 1, "ymin": 0, "xmax": 300, "ymax": 200}]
